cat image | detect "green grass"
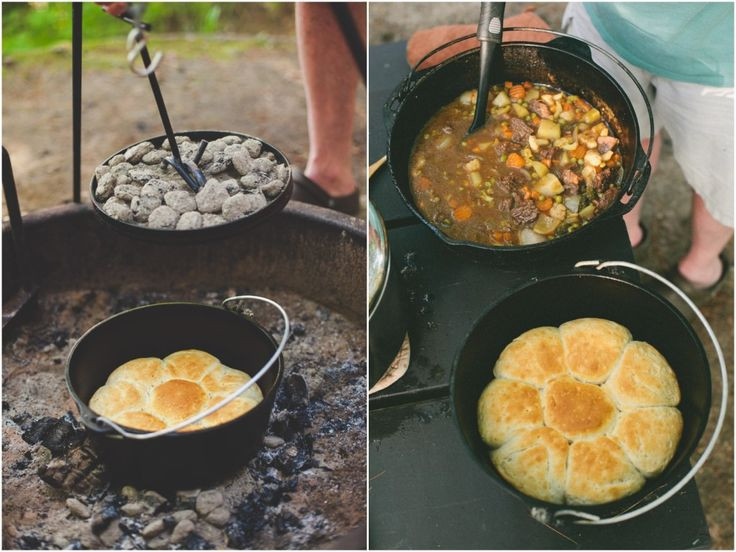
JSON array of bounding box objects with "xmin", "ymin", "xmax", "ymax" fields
[{"xmin": 2, "ymin": 2, "xmax": 294, "ymax": 56}]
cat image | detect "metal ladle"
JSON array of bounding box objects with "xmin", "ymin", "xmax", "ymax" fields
[{"xmin": 467, "ymin": 2, "xmax": 506, "ymax": 136}]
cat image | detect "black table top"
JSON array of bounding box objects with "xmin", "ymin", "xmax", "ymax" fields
[{"xmin": 368, "ymin": 40, "xmax": 711, "ymax": 550}]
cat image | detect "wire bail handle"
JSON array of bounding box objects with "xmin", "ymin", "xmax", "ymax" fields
[
  {"xmin": 92, "ymin": 295, "xmax": 290, "ymax": 440},
  {"xmin": 546, "ymin": 260, "xmax": 728, "ymax": 525},
  {"xmin": 385, "ymin": 27, "xmax": 654, "ymax": 174}
]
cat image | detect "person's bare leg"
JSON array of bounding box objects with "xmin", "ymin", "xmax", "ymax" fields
[
  {"xmin": 623, "ymin": 133, "xmax": 662, "ymax": 246},
  {"xmin": 677, "ymin": 193, "xmax": 733, "ymax": 286},
  {"xmin": 296, "ymin": 2, "xmax": 365, "ymax": 197}
]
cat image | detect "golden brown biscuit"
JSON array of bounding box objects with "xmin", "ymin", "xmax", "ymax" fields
[
  {"xmin": 611, "ymin": 407, "xmax": 683, "ymax": 477},
  {"xmin": 491, "ymin": 427, "xmax": 569, "ymax": 504},
  {"xmin": 566, "ymin": 437, "xmax": 645, "ymax": 505},
  {"xmin": 201, "ymin": 365, "xmax": 263, "ymax": 403},
  {"xmin": 151, "ymin": 379, "xmax": 207, "ymax": 424},
  {"xmin": 478, "ymin": 379, "xmax": 543, "ymax": 448},
  {"xmin": 107, "ymin": 357, "xmax": 165, "ymax": 386},
  {"xmin": 560, "ymin": 318, "xmax": 631, "ymax": 383},
  {"xmin": 180, "ymin": 395, "xmax": 260, "ymax": 431},
  {"xmin": 604, "ymin": 341, "xmax": 680, "ymax": 408},
  {"xmin": 164, "ymin": 349, "xmax": 219, "ymax": 381},
  {"xmin": 493, "ymin": 327, "xmax": 566, "ymax": 387},
  {"xmin": 89, "ymin": 349, "xmax": 263, "ymax": 433},
  {"xmin": 116, "ymin": 411, "xmax": 166, "ymax": 431},
  {"xmin": 542, "ymin": 376, "xmax": 617, "ymax": 440},
  {"xmin": 89, "ymin": 381, "xmax": 144, "ymax": 417}
]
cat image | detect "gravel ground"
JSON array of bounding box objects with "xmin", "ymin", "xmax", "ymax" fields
[{"xmin": 370, "ymin": 3, "xmax": 733, "ymax": 549}]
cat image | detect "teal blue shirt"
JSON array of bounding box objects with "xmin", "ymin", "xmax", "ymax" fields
[{"xmin": 585, "ymin": 2, "xmax": 734, "ymax": 87}]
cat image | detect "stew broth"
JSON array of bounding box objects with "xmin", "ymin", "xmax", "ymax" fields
[{"xmin": 410, "ymin": 82, "xmax": 623, "ymax": 246}]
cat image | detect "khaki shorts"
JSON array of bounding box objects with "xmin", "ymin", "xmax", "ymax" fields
[{"xmin": 562, "ymin": 2, "xmax": 734, "ymax": 227}]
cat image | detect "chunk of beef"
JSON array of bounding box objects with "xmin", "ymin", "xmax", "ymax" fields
[
  {"xmin": 538, "ymin": 146, "xmax": 554, "ymax": 161},
  {"xmin": 498, "ymin": 197, "xmax": 513, "ymax": 212},
  {"xmin": 528, "ymin": 100, "xmax": 552, "ymax": 119},
  {"xmin": 509, "ymin": 117, "xmax": 533, "ymax": 144},
  {"xmin": 493, "ymin": 140, "xmax": 515, "ymax": 157},
  {"xmin": 495, "ymin": 178, "xmax": 513, "ymax": 195},
  {"xmin": 592, "ymin": 167, "xmax": 612, "ymax": 191},
  {"xmin": 596, "ymin": 187, "xmax": 618, "ymax": 211},
  {"xmin": 511, "ymin": 200, "xmax": 539, "ymax": 225},
  {"xmin": 597, "ymin": 136, "xmax": 618, "ymax": 154},
  {"xmin": 561, "ymin": 169, "xmax": 580, "ymax": 194}
]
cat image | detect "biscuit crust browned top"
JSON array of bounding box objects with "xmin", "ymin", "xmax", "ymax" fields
[
  {"xmin": 89, "ymin": 349, "xmax": 263, "ymax": 432},
  {"xmin": 477, "ymin": 319, "xmax": 682, "ymax": 505}
]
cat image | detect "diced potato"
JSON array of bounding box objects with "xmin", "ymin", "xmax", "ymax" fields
[
  {"xmin": 477, "ymin": 142, "xmax": 492, "ymax": 152},
  {"xmin": 464, "ymin": 158, "xmax": 481, "ymax": 172},
  {"xmin": 541, "ymin": 94, "xmax": 554, "ymax": 106},
  {"xmin": 531, "ymin": 161, "xmax": 548, "ymax": 177},
  {"xmin": 564, "ymin": 195, "xmax": 580, "ymax": 213},
  {"xmin": 460, "ymin": 90, "xmax": 477, "ymax": 105},
  {"xmin": 519, "ymin": 228, "xmax": 547, "ymax": 245},
  {"xmin": 524, "ymin": 88, "xmax": 540, "ymax": 102},
  {"xmin": 579, "ymin": 204, "xmax": 596, "ymax": 220},
  {"xmin": 437, "ymin": 136, "xmax": 453, "ymax": 150},
  {"xmin": 468, "ymin": 171, "xmax": 482, "ymax": 187},
  {"xmin": 537, "ymin": 119, "xmax": 561, "ymax": 140},
  {"xmin": 491, "ymin": 105, "xmax": 511, "ymax": 116},
  {"xmin": 581, "ymin": 165, "xmax": 596, "ymax": 186},
  {"xmin": 528, "ymin": 135, "xmax": 539, "ymax": 153},
  {"xmin": 592, "ymin": 122, "xmax": 607, "ymax": 134},
  {"xmin": 492, "ymin": 91, "xmax": 510, "ymax": 107},
  {"xmin": 601, "ymin": 150, "xmax": 614, "ymax": 161},
  {"xmin": 511, "ymin": 103, "xmax": 529, "ymax": 118},
  {"xmin": 533, "ymin": 173, "xmax": 564, "ymax": 196},
  {"xmin": 584, "ymin": 149, "xmax": 602, "ymax": 167},
  {"xmin": 533, "ymin": 214, "xmax": 561, "ymax": 235},
  {"xmin": 549, "ymin": 203, "xmax": 567, "ymax": 220},
  {"xmin": 559, "ymin": 110, "xmax": 575, "ymax": 122},
  {"xmin": 582, "ymin": 108, "xmax": 601, "ymax": 124}
]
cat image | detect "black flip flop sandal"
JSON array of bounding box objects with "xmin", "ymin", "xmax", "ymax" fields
[
  {"xmin": 662, "ymin": 253, "xmax": 731, "ymax": 305},
  {"xmin": 291, "ymin": 169, "xmax": 360, "ymax": 216}
]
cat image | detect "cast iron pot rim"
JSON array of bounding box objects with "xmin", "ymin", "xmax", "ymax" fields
[
  {"xmin": 387, "ymin": 39, "xmax": 650, "ymax": 254},
  {"xmin": 89, "ymin": 129, "xmax": 293, "ymax": 238},
  {"xmin": 448, "ymin": 271, "xmax": 712, "ymax": 515},
  {"xmin": 65, "ymin": 300, "xmax": 284, "ymax": 439}
]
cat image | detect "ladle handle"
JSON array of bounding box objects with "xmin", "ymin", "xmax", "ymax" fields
[
  {"xmin": 89, "ymin": 296, "xmax": 290, "ymax": 440},
  {"xmin": 477, "ymin": 2, "xmax": 505, "ymax": 43},
  {"xmin": 550, "ymin": 260, "xmax": 728, "ymax": 526}
]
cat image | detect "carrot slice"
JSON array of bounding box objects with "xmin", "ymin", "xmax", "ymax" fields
[
  {"xmin": 571, "ymin": 144, "xmax": 587, "ymax": 159},
  {"xmin": 415, "ymin": 176, "xmax": 432, "ymax": 191},
  {"xmin": 509, "ymin": 85, "xmax": 526, "ymax": 100},
  {"xmin": 453, "ymin": 205, "xmax": 473, "ymax": 221},
  {"xmin": 536, "ymin": 197, "xmax": 553, "ymax": 211},
  {"xmin": 506, "ymin": 152, "xmax": 525, "ymax": 168}
]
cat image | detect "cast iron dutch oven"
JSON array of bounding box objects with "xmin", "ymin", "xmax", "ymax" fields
[
  {"xmin": 66, "ymin": 297, "xmax": 285, "ymax": 487},
  {"xmin": 90, "ymin": 130, "xmax": 293, "ymax": 244},
  {"xmin": 385, "ymin": 30, "xmax": 654, "ymax": 259},
  {"xmin": 450, "ymin": 264, "xmax": 726, "ymax": 524}
]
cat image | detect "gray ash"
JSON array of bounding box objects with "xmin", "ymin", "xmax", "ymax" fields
[{"xmin": 3, "ymin": 287, "xmax": 365, "ymax": 549}]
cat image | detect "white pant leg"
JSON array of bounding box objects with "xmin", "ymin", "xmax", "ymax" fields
[
  {"xmin": 561, "ymin": 2, "xmax": 659, "ymax": 141},
  {"xmin": 651, "ymin": 79, "xmax": 734, "ymax": 227}
]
